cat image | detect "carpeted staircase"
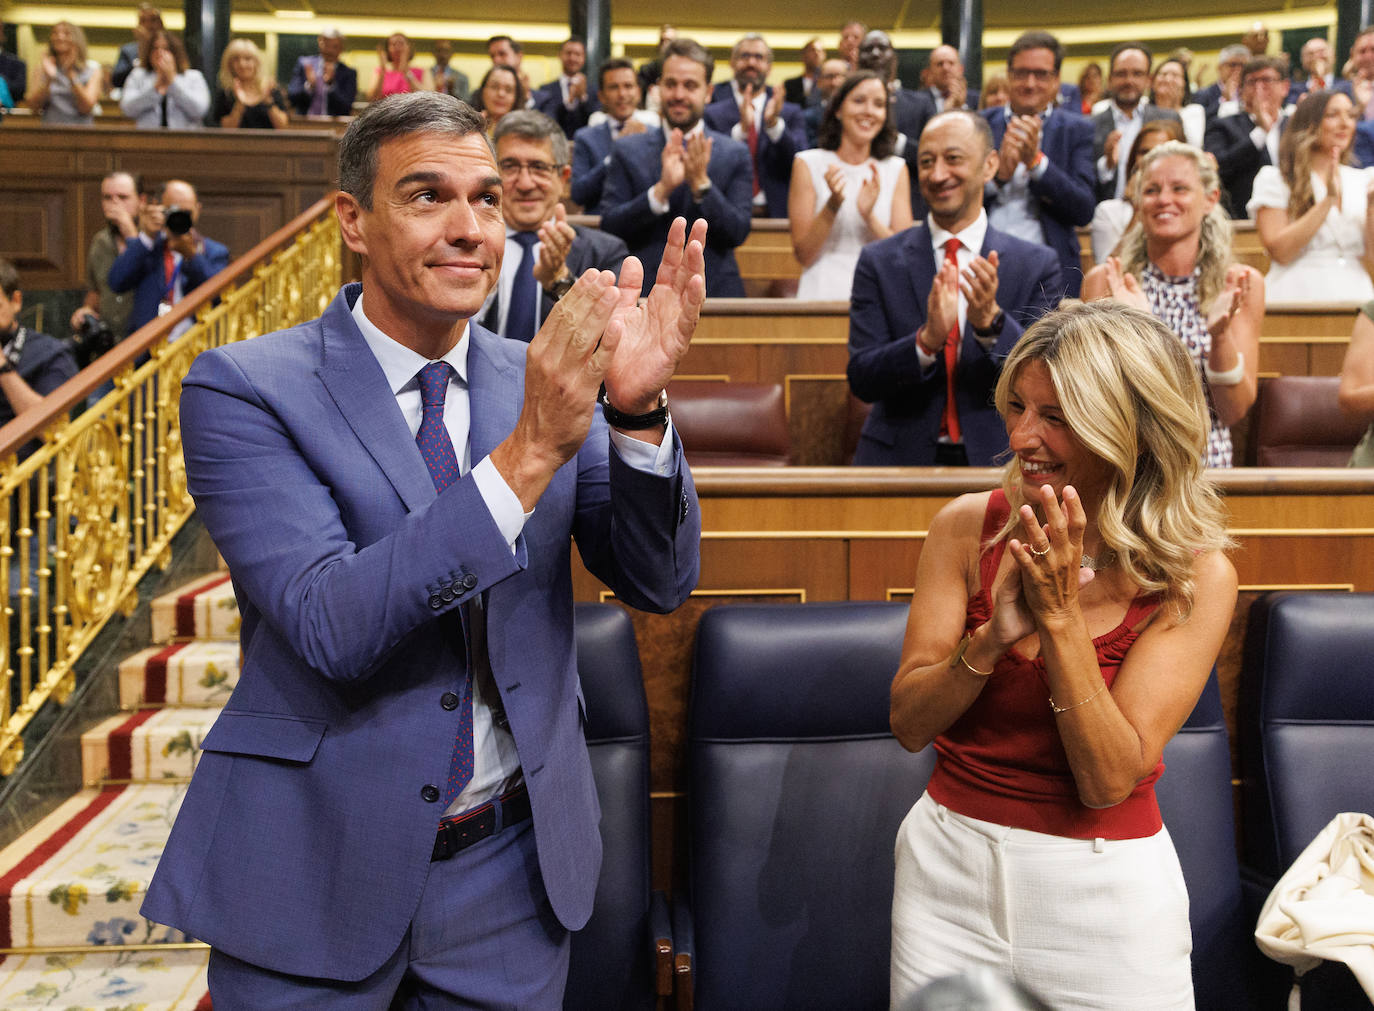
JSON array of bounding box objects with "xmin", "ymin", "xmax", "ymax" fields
[{"xmin": 0, "ymin": 572, "xmax": 243, "ymax": 1009}]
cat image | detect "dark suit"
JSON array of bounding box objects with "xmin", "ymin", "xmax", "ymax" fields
[
  {"xmin": 1193, "ymin": 82, "xmax": 1226, "ymax": 121},
  {"xmin": 848, "ymin": 222, "xmax": 1062, "ymax": 465},
  {"xmin": 1204, "ymin": 111, "xmax": 1279, "ymax": 220},
  {"xmin": 1090, "ymin": 103, "xmax": 1184, "ymax": 200},
  {"xmin": 783, "ymin": 74, "xmax": 817, "ymax": 108},
  {"xmin": 571, "ymin": 121, "xmax": 616, "ymax": 212},
  {"xmin": 286, "ymin": 56, "xmax": 358, "ymax": 116},
  {"xmin": 0, "ymin": 51, "xmax": 25, "ymax": 103},
  {"xmin": 982, "ymin": 107, "xmax": 1096, "ymax": 297},
  {"xmin": 477, "ymin": 225, "xmax": 629, "ymax": 337},
  {"xmin": 893, "ymin": 87, "xmax": 938, "ymax": 216},
  {"xmin": 599, "ymin": 126, "xmax": 753, "ymax": 297},
  {"xmin": 702, "ymin": 89, "xmax": 808, "ymax": 218},
  {"xmin": 1058, "ymin": 82, "xmax": 1082, "ymax": 111},
  {"xmin": 107, "ymin": 232, "xmax": 231, "ymax": 336},
  {"xmin": 926, "ymin": 86, "xmax": 980, "ymax": 112},
  {"xmin": 532, "ymin": 79, "xmax": 597, "ymax": 138},
  {"xmin": 1356, "ymin": 119, "xmax": 1374, "ymax": 168},
  {"xmin": 142, "ymin": 283, "xmax": 700, "ymax": 983}
]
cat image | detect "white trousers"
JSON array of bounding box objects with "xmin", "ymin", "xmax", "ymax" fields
[{"xmin": 891, "ymin": 792, "xmax": 1194, "ymax": 1010}]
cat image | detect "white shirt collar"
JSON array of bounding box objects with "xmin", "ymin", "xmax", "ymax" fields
[
  {"xmin": 351, "ymin": 290, "xmax": 470, "ymax": 395},
  {"xmin": 928, "ymin": 208, "xmax": 989, "ymax": 257}
]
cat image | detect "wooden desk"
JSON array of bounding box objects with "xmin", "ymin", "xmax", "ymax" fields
[
  {"xmin": 569, "ymin": 467, "xmax": 1374, "ymax": 887},
  {"xmin": 0, "ymin": 121, "xmax": 339, "ymax": 291}
]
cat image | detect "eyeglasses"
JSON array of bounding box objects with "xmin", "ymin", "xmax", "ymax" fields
[
  {"xmin": 1245, "ymin": 75, "xmax": 1284, "ymax": 87},
  {"xmin": 497, "ymin": 159, "xmax": 562, "ymax": 181},
  {"xmin": 1009, "ymin": 67, "xmax": 1056, "ymax": 83}
]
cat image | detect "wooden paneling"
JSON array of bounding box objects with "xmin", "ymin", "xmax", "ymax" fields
[
  {"xmin": 0, "ymin": 120, "xmax": 339, "ymax": 292},
  {"xmin": 570, "ymin": 467, "xmax": 1374, "ymax": 888}
]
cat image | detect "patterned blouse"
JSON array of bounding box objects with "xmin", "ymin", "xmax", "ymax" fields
[{"xmin": 1139, "ymin": 263, "xmax": 1232, "ymax": 467}]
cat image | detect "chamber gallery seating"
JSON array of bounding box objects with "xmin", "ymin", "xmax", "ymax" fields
[
  {"xmin": 667, "ymin": 380, "xmax": 792, "ymax": 466},
  {"xmin": 1248, "ymin": 376, "xmax": 1367, "ymax": 467}
]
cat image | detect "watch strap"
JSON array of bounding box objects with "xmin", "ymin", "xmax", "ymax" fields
[{"xmin": 598, "ymin": 383, "xmax": 669, "ymax": 430}]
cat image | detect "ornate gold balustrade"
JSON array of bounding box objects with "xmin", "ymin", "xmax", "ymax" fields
[{"xmin": 0, "ymin": 199, "xmax": 342, "ymax": 776}]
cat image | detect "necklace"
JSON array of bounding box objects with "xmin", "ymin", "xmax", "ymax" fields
[{"xmin": 1080, "ymin": 549, "xmax": 1115, "ymax": 572}]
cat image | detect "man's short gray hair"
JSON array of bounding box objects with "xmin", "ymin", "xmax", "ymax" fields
[
  {"xmin": 492, "ymin": 109, "xmax": 569, "ymax": 166},
  {"xmin": 338, "ymin": 92, "xmax": 486, "ymax": 210},
  {"xmin": 731, "ymin": 32, "xmax": 772, "ymax": 63}
]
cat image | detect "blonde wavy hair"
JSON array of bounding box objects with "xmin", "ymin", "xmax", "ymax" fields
[
  {"xmin": 1116, "ymin": 141, "xmax": 1232, "ymax": 312},
  {"xmin": 1280, "ymin": 89, "xmax": 1353, "ymax": 220},
  {"xmin": 992, "ymin": 300, "xmax": 1232, "ymax": 618},
  {"xmin": 218, "ymin": 38, "xmax": 274, "ymax": 94}
]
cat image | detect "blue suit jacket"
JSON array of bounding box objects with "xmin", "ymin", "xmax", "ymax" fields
[
  {"xmin": 1357, "ymin": 120, "xmax": 1374, "ymax": 168},
  {"xmin": 599, "ymin": 126, "xmax": 753, "ymax": 297},
  {"xmin": 571, "ymin": 121, "xmax": 615, "ymax": 212},
  {"xmin": 982, "ymin": 107, "xmax": 1095, "ymax": 297},
  {"xmin": 701, "ymin": 89, "xmax": 809, "ymax": 218},
  {"xmin": 107, "ymin": 232, "xmax": 231, "ymax": 336},
  {"xmin": 532, "ymin": 79, "xmax": 597, "ymax": 137},
  {"xmin": 847, "ymin": 222, "xmax": 1062, "ymax": 466},
  {"xmin": 141, "ymin": 285, "xmax": 700, "ymax": 981},
  {"xmin": 286, "ymin": 56, "xmax": 358, "ymax": 116}
]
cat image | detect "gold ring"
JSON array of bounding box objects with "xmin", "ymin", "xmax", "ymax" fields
[{"xmin": 1030, "ymin": 544, "xmax": 1051, "ymax": 558}]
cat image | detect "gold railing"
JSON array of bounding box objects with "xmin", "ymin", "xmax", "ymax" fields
[{"xmin": 0, "ymin": 199, "xmax": 342, "ymax": 775}]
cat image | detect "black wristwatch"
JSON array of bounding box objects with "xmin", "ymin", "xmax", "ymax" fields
[
  {"xmin": 545, "ymin": 274, "xmax": 575, "ymax": 301},
  {"xmin": 598, "ymin": 384, "xmax": 670, "ymax": 430},
  {"xmin": 972, "ymin": 310, "xmax": 1005, "ymax": 338}
]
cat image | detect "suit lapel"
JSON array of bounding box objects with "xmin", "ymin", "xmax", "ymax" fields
[
  {"xmin": 466, "ymin": 323, "xmax": 522, "ymax": 465},
  {"xmin": 906, "ymin": 225, "xmax": 937, "ymax": 322},
  {"xmin": 315, "ymin": 286, "xmax": 437, "ymax": 513}
]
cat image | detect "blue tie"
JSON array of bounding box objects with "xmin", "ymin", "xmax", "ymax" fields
[
  {"xmin": 414, "ymin": 362, "xmax": 475, "ymax": 805},
  {"xmin": 504, "ymin": 231, "xmax": 541, "ymax": 342}
]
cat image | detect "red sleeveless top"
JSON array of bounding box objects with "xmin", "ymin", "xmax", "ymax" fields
[{"xmin": 925, "ymin": 491, "xmax": 1166, "ymax": 840}]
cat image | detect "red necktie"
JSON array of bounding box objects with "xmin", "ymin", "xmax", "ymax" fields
[
  {"xmin": 941, "ymin": 238, "xmax": 962, "ymax": 445},
  {"xmin": 163, "ymin": 246, "xmax": 177, "ymax": 305}
]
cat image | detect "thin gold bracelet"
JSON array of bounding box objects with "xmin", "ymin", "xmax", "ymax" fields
[
  {"xmin": 1049, "ymin": 682, "xmax": 1107, "ymax": 714},
  {"xmin": 952, "ymin": 634, "xmax": 994, "ymax": 678}
]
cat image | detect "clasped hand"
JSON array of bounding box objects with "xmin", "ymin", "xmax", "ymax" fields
[
  {"xmin": 987, "ymin": 485, "xmax": 1095, "ymax": 648},
  {"xmin": 920, "ymin": 250, "xmax": 1001, "ymax": 353}
]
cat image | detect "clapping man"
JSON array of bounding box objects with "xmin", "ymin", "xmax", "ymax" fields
[{"xmin": 287, "ymin": 28, "xmax": 357, "ymax": 117}]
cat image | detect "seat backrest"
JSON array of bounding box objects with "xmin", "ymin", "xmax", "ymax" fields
[
  {"xmin": 566, "ymin": 603, "xmax": 654, "ymax": 1011},
  {"xmin": 1156, "ymin": 673, "xmax": 1254, "ymax": 1011},
  {"xmin": 667, "ymin": 380, "xmax": 791, "ymax": 466},
  {"xmin": 1250, "ymin": 376, "xmax": 1365, "ymax": 467},
  {"xmin": 1238, "ymin": 592, "xmax": 1374, "ymax": 878},
  {"xmin": 687, "ymin": 601, "xmax": 932, "ymax": 1011}
]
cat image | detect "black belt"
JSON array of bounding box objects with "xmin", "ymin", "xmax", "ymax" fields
[{"xmin": 431, "ymin": 784, "xmax": 531, "ymax": 861}]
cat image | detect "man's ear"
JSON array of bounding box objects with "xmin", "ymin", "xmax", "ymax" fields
[
  {"xmin": 335, "ymin": 191, "xmax": 369, "ymax": 256},
  {"xmin": 983, "ymin": 148, "xmax": 1000, "ymax": 184}
]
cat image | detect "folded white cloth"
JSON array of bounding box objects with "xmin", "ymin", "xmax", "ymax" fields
[{"xmin": 1255, "ymin": 811, "xmax": 1374, "ymax": 999}]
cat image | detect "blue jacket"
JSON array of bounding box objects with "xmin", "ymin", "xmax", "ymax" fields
[
  {"xmin": 142, "ymin": 284, "xmax": 700, "ymax": 980},
  {"xmin": 107, "ymin": 232, "xmax": 231, "ymax": 336},
  {"xmin": 847, "ymin": 222, "xmax": 1062, "ymax": 465},
  {"xmin": 702, "ymin": 89, "xmax": 809, "ymax": 218}
]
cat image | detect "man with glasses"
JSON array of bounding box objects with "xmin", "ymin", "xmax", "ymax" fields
[
  {"xmin": 704, "ymin": 33, "xmax": 809, "ymax": 218},
  {"xmin": 1195, "ymin": 44, "xmax": 1251, "ymax": 121},
  {"xmin": 1091, "ymin": 42, "xmax": 1182, "ymax": 201},
  {"xmin": 982, "ymin": 30, "xmax": 1095, "ymax": 297},
  {"xmin": 1205, "ymin": 56, "xmax": 1289, "ymax": 219},
  {"xmin": 481, "ymin": 110, "xmax": 627, "ymax": 341}
]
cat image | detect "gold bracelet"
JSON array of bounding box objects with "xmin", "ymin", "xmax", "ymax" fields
[
  {"xmin": 1049, "ymin": 682, "xmax": 1107, "ymax": 714},
  {"xmin": 951, "ymin": 634, "xmax": 993, "ymax": 678}
]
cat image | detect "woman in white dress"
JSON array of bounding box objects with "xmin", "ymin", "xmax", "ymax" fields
[
  {"xmin": 1249, "ymin": 89, "xmax": 1374, "ymax": 304},
  {"xmin": 1148, "ymin": 57, "xmax": 1205, "ymax": 148},
  {"xmin": 788, "ymin": 70, "xmax": 912, "ymax": 300}
]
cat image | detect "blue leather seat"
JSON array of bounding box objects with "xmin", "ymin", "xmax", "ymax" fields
[
  {"xmin": 565, "ymin": 603, "xmax": 668, "ymax": 1010},
  {"xmin": 1237, "ymin": 591, "xmax": 1374, "ymax": 1010},
  {"xmin": 1156, "ymin": 673, "xmax": 1277, "ymax": 1010},
  {"xmin": 683, "ymin": 601, "xmax": 933, "ymax": 1010}
]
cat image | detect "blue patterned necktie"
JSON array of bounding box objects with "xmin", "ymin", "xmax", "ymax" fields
[
  {"xmin": 504, "ymin": 231, "xmax": 541, "ymax": 342},
  {"xmin": 414, "ymin": 362, "xmax": 475, "ymax": 805}
]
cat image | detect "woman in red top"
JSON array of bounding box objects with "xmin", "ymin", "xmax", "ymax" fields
[{"xmin": 889, "ymin": 301, "xmax": 1236, "ymax": 1009}]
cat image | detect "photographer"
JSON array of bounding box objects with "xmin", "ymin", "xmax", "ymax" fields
[
  {"xmin": 107, "ymin": 179, "xmax": 229, "ymax": 342},
  {"xmin": 0, "ymin": 259, "xmax": 78, "ymax": 456},
  {"xmin": 71, "ymin": 171, "xmax": 142, "ymax": 367}
]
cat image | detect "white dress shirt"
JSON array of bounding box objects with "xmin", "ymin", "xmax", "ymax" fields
[{"xmin": 916, "ymin": 209, "xmax": 991, "ymax": 371}]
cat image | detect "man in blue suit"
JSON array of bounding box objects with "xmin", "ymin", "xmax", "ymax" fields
[
  {"xmin": 141, "ymin": 93, "xmax": 704, "ymax": 1007},
  {"xmin": 570, "ymin": 58, "xmax": 658, "ymax": 214},
  {"xmin": 531, "ymin": 36, "xmax": 596, "ymax": 139},
  {"xmin": 285, "ymin": 27, "xmax": 357, "ymax": 117},
  {"xmin": 848, "ymin": 111, "xmax": 1061, "ymax": 467},
  {"xmin": 702, "ymin": 33, "xmax": 809, "ymax": 218},
  {"xmin": 107, "ymin": 178, "xmax": 230, "ymax": 338},
  {"xmin": 982, "ymin": 30, "xmax": 1095, "ymax": 297},
  {"xmin": 601, "ymin": 38, "xmax": 753, "ymax": 297}
]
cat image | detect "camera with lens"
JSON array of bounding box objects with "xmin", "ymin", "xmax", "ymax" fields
[
  {"xmin": 72, "ymin": 313, "xmax": 116, "ymax": 369},
  {"xmin": 164, "ymin": 206, "xmax": 194, "ymax": 236}
]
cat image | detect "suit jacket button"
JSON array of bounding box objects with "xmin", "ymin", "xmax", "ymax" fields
[
  {"xmin": 421, "ymin": 785, "xmax": 440, "ymax": 803},
  {"xmin": 440, "ymin": 586, "xmax": 456, "ymax": 602},
  {"xmin": 441, "ymin": 691, "xmax": 460, "ymax": 710},
  {"xmin": 428, "ymin": 593, "xmax": 444, "ymax": 609},
  {"xmin": 461, "ymin": 573, "xmax": 478, "ymax": 591}
]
